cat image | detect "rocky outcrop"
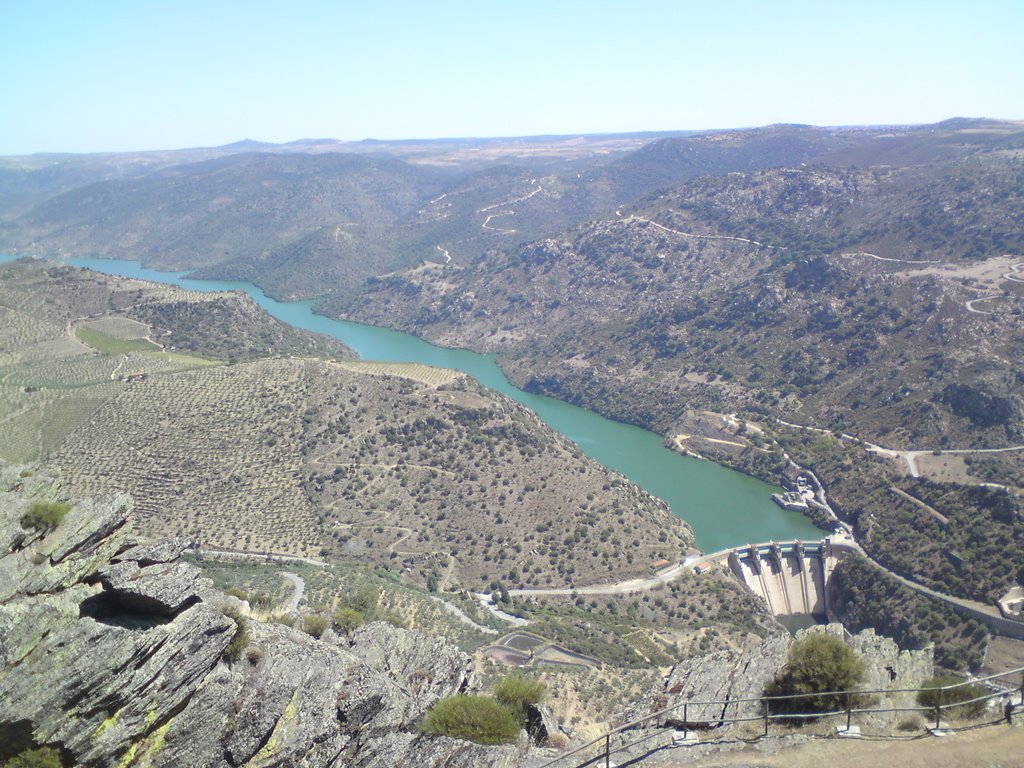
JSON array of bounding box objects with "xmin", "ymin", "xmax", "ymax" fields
[
  {"xmin": 0, "ymin": 480, "xmax": 529, "ymax": 767},
  {"xmin": 655, "ymin": 634, "xmax": 792, "ymax": 724},
  {"xmin": 628, "ymin": 624, "xmax": 933, "ymax": 734}
]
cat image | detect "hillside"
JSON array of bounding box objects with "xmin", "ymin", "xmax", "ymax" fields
[
  {"xmin": 0, "ymin": 259, "xmax": 694, "ymax": 591},
  {"xmin": 5, "ymin": 153, "xmax": 447, "ymax": 295},
  {"xmin": 340, "ymin": 141, "xmax": 1024, "ymax": 625},
  {"xmin": 9, "ymin": 121, "xmax": 1022, "ymax": 305},
  {"xmin": 344, "ymin": 160, "xmax": 1024, "ymax": 449},
  {"xmin": 0, "ymin": 259, "xmax": 787, "ymax": 736}
]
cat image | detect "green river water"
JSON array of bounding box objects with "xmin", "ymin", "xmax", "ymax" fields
[{"xmin": 2, "ymin": 254, "xmax": 822, "ymax": 552}]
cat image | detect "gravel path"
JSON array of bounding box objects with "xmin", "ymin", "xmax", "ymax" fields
[{"xmin": 281, "ymin": 571, "xmax": 304, "ymax": 612}]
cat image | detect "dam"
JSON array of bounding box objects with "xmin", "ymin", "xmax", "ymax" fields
[{"xmin": 712, "ymin": 538, "xmax": 850, "ymax": 617}]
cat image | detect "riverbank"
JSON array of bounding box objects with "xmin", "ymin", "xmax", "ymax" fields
[{"xmin": 0, "ymin": 253, "xmax": 821, "ymax": 551}]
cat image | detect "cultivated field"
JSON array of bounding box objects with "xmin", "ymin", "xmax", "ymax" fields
[{"xmin": 330, "ymin": 359, "xmax": 464, "ymax": 387}]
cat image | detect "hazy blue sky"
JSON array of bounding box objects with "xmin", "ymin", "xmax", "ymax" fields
[{"xmin": 2, "ymin": 0, "xmax": 1021, "ymax": 154}]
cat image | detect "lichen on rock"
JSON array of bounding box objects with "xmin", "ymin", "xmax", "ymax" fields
[{"xmin": 0, "ymin": 474, "xmax": 529, "ymax": 767}]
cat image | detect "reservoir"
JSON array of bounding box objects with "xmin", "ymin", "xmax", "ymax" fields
[{"xmin": 2, "ymin": 254, "xmax": 822, "ymax": 552}]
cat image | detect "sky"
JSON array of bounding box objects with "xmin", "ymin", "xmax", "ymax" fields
[{"xmin": 1, "ymin": 0, "xmax": 1022, "ymax": 155}]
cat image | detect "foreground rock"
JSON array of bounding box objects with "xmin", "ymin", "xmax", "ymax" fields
[
  {"xmin": 0, "ymin": 478, "xmax": 528, "ymax": 767},
  {"xmin": 603, "ymin": 624, "xmax": 935, "ymax": 764}
]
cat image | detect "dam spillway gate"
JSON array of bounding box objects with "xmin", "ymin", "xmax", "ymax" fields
[{"xmin": 723, "ymin": 539, "xmax": 842, "ymax": 618}]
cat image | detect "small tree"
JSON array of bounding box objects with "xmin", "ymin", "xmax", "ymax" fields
[
  {"xmin": 5, "ymin": 746, "xmax": 64, "ymax": 768},
  {"xmin": 332, "ymin": 607, "xmax": 365, "ymax": 634},
  {"xmin": 764, "ymin": 633, "xmax": 865, "ymax": 715}
]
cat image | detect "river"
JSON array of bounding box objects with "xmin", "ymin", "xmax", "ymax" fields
[{"xmin": 2, "ymin": 254, "xmax": 822, "ymax": 551}]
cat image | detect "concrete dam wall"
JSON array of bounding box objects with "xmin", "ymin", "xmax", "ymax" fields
[{"xmin": 725, "ymin": 540, "xmax": 839, "ymax": 617}]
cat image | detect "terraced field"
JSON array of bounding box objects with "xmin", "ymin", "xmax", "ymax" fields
[
  {"xmin": 52, "ymin": 359, "xmax": 321, "ymax": 556},
  {"xmin": 0, "ymin": 385, "xmax": 119, "ymax": 463},
  {"xmin": 331, "ymin": 359, "xmax": 464, "ymax": 387},
  {"xmin": 78, "ymin": 315, "xmax": 153, "ymax": 340}
]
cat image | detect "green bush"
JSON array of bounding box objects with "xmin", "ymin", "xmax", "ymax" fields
[
  {"xmin": 420, "ymin": 695, "xmax": 520, "ymax": 745},
  {"xmin": 249, "ymin": 593, "xmax": 275, "ymax": 610},
  {"xmin": 223, "ymin": 616, "xmax": 249, "ymax": 662},
  {"xmin": 495, "ymin": 673, "xmax": 545, "ymax": 724},
  {"xmin": 302, "ymin": 614, "xmax": 329, "ymax": 639},
  {"xmin": 5, "ymin": 745, "xmax": 64, "ymax": 767},
  {"xmin": 763, "ymin": 633, "xmax": 865, "ymax": 715},
  {"xmin": 19, "ymin": 501, "xmax": 70, "ymax": 533},
  {"xmin": 916, "ymin": 675, "xmax": 988, "ymax": 719},
  {"xmin": 332, "ymin": 607, "xmax": 365, "ymax": 633}
]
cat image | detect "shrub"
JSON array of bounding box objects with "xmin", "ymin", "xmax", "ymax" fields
[
  {"xmin": 223, "ymin": 617, "xmax": 249, "ymax": 662},
  {"xmin": 916, "ymin": 675, "xmax": 988, "ymax": 719},
  {"xmin": 544, "ymin": 732, "xmax": 570, "ymax": 750},
  {"xmin": 763, "ymin": 633, "xmax": 865, "ymax": 715},
  {"xmin": 249, "ymin": 593, "xmax": 275, "ymax": 610},
  {"xmin": 896, "ymin": 715, "xmax": 923, "ymax": 732},
  {"xmin": 420, "ymin": 695, "xmax": 520, "ymax": 745},
  {"xmin": 495, "ymin": 673, "xmax": 545, "ymax": 724},
  {"xmin": 302, "ymin": 614, "xmax": 329, "ymax": 639},
  {"xmin": 5, "ymin": 746, "xmax": 63, "ymax": 767},
  {"xmin": 332, "ymin": 607, "xmax": 365, "ymax": 634},
  {"xmin": 20, "ymin": 501, "xmax": 70, "ymax": 533}
]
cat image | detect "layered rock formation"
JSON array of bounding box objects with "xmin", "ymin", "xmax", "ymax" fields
[
  {"xmin": 0, "ymin": 469, "xmax": 528, "ymax": 767},
  {"xmin": 628, "ymin": 624, "xmax": 933, "ymax": 734}
]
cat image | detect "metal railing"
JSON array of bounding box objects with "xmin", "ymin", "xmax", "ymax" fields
[{"xmin": 539, "ymin": 666, "xmax": 1024, "ymax": 768}]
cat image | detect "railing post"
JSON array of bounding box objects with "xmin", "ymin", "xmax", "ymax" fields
[
  {"xmin": 935, "ymin": 685, "xmax": 943, "ymax": 730},
  {"xmin": 846, "ymin": 691, "xmax": 852, "ymax": 731},
  {"xmin": 764, "ymin": 699, "xmax": 770, "ymax": 737},
  {"xmin": 1020, "ymin": 670, "xmax": 1024, "ymax": 707},
  {"xmin": 604, "ymin": 733, "xmax": 610, "ymax": 768},
  {"xmin": 683, "ymin": 702, "xmax": 688, "ymax": 728}
]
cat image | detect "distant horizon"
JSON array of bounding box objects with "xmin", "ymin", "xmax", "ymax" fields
[
  {"xmin": 3, "ymin": 0, "xmax": 1022, "ymax": 155},
  {"xmin": 5, "ymin": 116, "xmax": 1022, "ymax": 158}
]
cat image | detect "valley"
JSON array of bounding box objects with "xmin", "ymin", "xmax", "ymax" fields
[
  {"xmin": 0, "ymin": 255, "xmax": 792, "ymax": 738},
  {"xmin": 2, "ymin": 119, "xmax": 1024, "ymax": 758}
]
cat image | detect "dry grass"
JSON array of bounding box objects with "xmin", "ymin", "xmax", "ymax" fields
[
  {"xmin": 331, "ymin": 359, "xmax": 464, "ymax": 387},
  {"xmin": 78, "ymin": 316, "xmax": 152, "ymax": 340}
]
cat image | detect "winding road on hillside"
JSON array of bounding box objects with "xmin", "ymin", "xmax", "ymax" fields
[
  {"xmin": 839, "ymin": 250, "xmax": 934, "ymax": 265},
  {"xmin": 477, "ymin": 180, "xmax": 543, "ymax": 234},
  {"xmin": 965, "ymin": 294, "xmax": 1008, "ymax": 315},
  {"xmin": 617, "ymin": 212, "xmax": 783, "ymax": 249},
  {"xmin": 505, "ymin": 556, "xmax": 704, "ymax": 598},
  {"xmin": 775, "ymin": 418, "xmax": 1024, "ymax": 479},
  {"xmin": 280, "ymin": 571, "xmax": 305, "ymax": 611},
  {"xmin": 613, "ymin": 214, "xmax": 1022, "ymax": 319}
]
